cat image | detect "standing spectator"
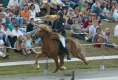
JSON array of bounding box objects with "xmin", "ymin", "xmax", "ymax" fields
[
  {"xmin": 21, "ymin": 5, "xmax": 30, "ymax": 22},
  {"xmin": 7, "ymin": 0, "xmax": 21, "ymax": 16}
]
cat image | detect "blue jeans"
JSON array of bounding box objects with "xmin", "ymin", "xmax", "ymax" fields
[
  {"xmin": 91, "ymin": 7, "xmax": 100, "ymax": 16},
  {"xmin": 64, "ymin": 1, "xmax": 75, "ymax": 8},
  {"xmin": 71, "ymin": 34, "xmax": 85, "ymax": 40},
  {"xmin": 16, "ymin": 17, "xmax": 23, "ymax": 27},
  {"xmin": 100, "ymin": 15, "xmax": 115, "ymax": 22},
  {"xmin": 0, "ymin": 35, "xmax": 11, "ymax": 46}
]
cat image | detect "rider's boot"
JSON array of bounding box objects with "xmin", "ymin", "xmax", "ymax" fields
[{"xmin": 65, "ymin": 47, "xmax": 71, "ymax": 60}]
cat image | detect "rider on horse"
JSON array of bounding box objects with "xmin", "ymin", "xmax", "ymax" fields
[{"xmin": 52, "ymin": 11, "xmax": 71, "ymax": 60}]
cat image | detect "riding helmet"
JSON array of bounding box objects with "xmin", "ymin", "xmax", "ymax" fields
[{"xmin": 57, "ymin": 11, "xmax": 63, "ymax": 18}]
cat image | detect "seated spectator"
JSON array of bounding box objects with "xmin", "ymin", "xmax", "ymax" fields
[
  {"xmin": 90, "ymin": 0, "xmax": 100, "ymax": 16},
  {"xmin": 86, "ymin": 20, "xmax": 99, "ymax": 42},
  {"xmin": 74, "ymin": 7, "xmax": 82, "ymax": 24},
  {"xmin": 44, "ymin": 15, "xmax": 52, "ymax": 27},
  {"xmin": 61, "ymin": 0, "xmax": 76, "ymax": 9},
  {"xmin": 71, "ymin": 18, "xmax": 87, "ymax": 40},
  {"xmin": 100, "ymin": 3, "xmax": 115, "ymax": 22},
  {"xmin": 8, "ymin": 18, "xmax": 16, "ymax": 31},
  {"xmin": 104, "ymin": 28, "xmax": 118, "ymax": 49},
  {"xmin": 40, "ymin": 0, "xmax": 55, "ymax": 15},
  {"xmin": 3, "ymin": 24, "xmax": 14, "ymax": 48},
  {"xmin": 112, "ymin": 2, "xmax": 118, "ymax": 22},
  {"xmin": 78, "ymin": 0, "xmax": 85, "ymax": 11},
  {"xmin": 66, "ymin": 8, "xmax": 76, "ymax": 29},
  {"xmin": 11, "ymin": 24, "xmax": 23, "ymax": 38},
  {"xmin": 29, "ymin": 4, "xmax": 36, "ymax": 19},
  {"xmin": 0, "ymin": 39, "xmax": 9, "ymax": 59},
  {"xmin": 80, "ymin": 3, "xmax": 89, "ymax": 23},
  {"xmin": 25, "ymin": 32, "xmax": 40, "ymax": 54},
  {"xmin": 28, "ymin": 0, "xmax": 41, "ymax": 17},
  {"xmin": 82, "ymin": 16, "xmax": 93, "ymax": 32},
  {"xmin": 19, "ymin": 0, "xmax": 28, "ymax": 8},
  {"xmin": 14, "ymin": 35, "xmax": 28, "ymax": 56},
  {"xmin": 114, "ymin": 25, "xmax": 118, "ymax": 37},
  {"xmin": 21, "ymin": 5, "xmax": 30, "ymax": 22},
  {"xmin": 7, "ymin": 0, "xmax": 21, "ymax": 16},
  {"xmin": 0, "ymin": 12, "xmax": 6, "ymax": 24},
  {"xmin": 92, "ymin": 27, "xmax": 106, "ymax": 47}
]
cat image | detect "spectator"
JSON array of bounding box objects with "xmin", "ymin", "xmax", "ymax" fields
[
  {"xmin": 29, "ymin": 4, "xmax": 36, "ymax": 19},
  {"xmin": 82, "ymin": 16, "xmax": 93, "ymax": 32},
  {"xmin": 78, "ymin": 0, "xmax": 85, "ymax": 11},
  {"xmin": 61, "ymin": 0, "xmax": 76, "ymax": 9},
  {"xmin": 104, "ymin": 28, "xmax": 118, "ymax": 49},
  {"xmin": 8, "ymin": 18, "xmax": 16, "ymax": 31},
  {"xmin": 40, "ymin": 0, "xmax": 55, "ymax": 15},
  {"xmin": 21, "ymin": 5, "xmax": 30, "ymax": 22},
  {"xmin": 112, "ymin": 2, "xmax": 118, "ymax": 22},
  {"xmin": 44, "ymin": 15, "xmax": 52, "ymax": 27},
  {"xmin": 100, "ymin": 3, "xmax": 115, "ymax": 22},
  {"xmin": 0, "ymin": 12, "xmax": 6, "ymax": 24},
  {"xmin": 71, "ymin": 18, "xmax": 87, "ymax": 40},
  {"xmin": 11, "ymin": 24, "xmax": 23, "ymax": 38},
  {"xmin": 86, "ymin": 20, "xmax": 99, "ymax": 42},
  {"xmin": 25, "ymin": 32, "xmax": 40, "ymax": 54},
  {"xmin": 14, "ymin": 35, "xmax": 28, "ymax": 56},
  {"xmin": 28, "ymin": 0, "xmax": 41, "ymax": 17},
  {"xmin": 7, "ymin": 0, "xmax": 21, "ymax": 16},
  {"xmin": 114, "ymin": 25, "xmax": 118, "ymax": 37},
  {"xmin": 0, "ymin": 39, "xmax": 9, "ymax": 59},
  {"xmin": 19, "ymin": 0, "xmax": 28, "ymax": 7},
  {"xmin": 92, "ymin": 27, "xmax": 106, "ymax": 47},
  {"xmin": 91, "ymin": 0, "xmax": 101, "ymax": 16},
  {"xmin": 3, "ymin": 24, "xmax": 14, "ymax": 48}
]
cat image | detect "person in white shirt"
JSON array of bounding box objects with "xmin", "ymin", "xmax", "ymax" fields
[
  {"xmin": 7, "ymin": 0, "xmax": 21, "ymax": 16},
  {"xmin": 86, "ymin": 20, "xmax": 99, "ymax": 42},
  {"xmin": 11, "ymin": 24, "xmax": 23, "ymax": 38},
  {"xmin": 29, "ymin": 4, "xmax": 36, "ymax": 19}
]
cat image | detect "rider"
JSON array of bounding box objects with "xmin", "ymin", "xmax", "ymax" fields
[{"xmin": 52, "ymin": 11, "xmax": 71, "ymax": 60}]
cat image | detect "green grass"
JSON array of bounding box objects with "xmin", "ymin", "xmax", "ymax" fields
[{"xmin": 0, "ymin": 21, "xmax": 118, "ymax": 76}]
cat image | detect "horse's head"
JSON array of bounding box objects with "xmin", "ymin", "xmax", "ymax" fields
[{"xmin": 35, "ymin": 24, "xmax": 52, "ymax": 38}]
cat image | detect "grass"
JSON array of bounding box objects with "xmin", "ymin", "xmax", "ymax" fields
[{"xmin": 0, "ymin": 20, "xmax": 118, "ymax": 76}]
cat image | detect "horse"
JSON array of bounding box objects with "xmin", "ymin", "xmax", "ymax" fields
[{"xmin": 35, "ymin": 24, "xmax": 89, "ymax": 73}]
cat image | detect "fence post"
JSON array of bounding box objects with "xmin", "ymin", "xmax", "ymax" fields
[
  {"xmin": 100, "ymin": 55, "xmax": 104, "ymax": 70},
  {"xmin": 4, "ymin": 47, "xmax": 6, "ymax": 54},
  {"xmin": 44, "ymin": 57, "xmax": 48, "ymax": 75},
  {"xmin": 71, "ymin": 70, "xmax": 75, "ymax": 80}
]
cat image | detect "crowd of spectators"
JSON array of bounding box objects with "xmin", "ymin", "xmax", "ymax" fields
[{"xmin": 0, "ymin": 0, "xmax": 118, "ymax": 61}]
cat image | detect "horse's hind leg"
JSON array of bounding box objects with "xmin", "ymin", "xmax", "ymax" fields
[
  {"xmin": 59, "ymin": 53, "xmax": 66, "ymax": 70},
  {"xmin": 52, "ymin": 57, "xmax": 63, "ymax": 73}
]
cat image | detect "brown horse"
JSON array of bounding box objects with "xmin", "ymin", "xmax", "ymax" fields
[{"xmin": 35, "ymin": 24, "xmax": 89, "ymax": 73}]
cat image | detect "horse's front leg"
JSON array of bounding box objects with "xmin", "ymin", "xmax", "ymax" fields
[
  {"xmin": 59, "ymin": 53, "xmax": 66, "ymax": 70},
  {"xmin": 35, "ymin": 52, "xmax": 46, "ymax": 69}
]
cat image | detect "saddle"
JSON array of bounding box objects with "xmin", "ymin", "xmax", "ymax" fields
[{"xmin": 56, "ymin": 39, "xmax": 68, "ymax": 55}]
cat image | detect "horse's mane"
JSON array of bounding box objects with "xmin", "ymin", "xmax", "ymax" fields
[{"xmin": 38, "ymin": 24, "xmax": 59, "ymax": 39}]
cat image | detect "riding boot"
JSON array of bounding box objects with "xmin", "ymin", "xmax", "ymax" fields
[{"xmin": 65, "ymin": 47, "xmax": 71, "ymax": 60}]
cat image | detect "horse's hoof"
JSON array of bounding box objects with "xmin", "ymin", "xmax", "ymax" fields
[
  {"xmin": 52, "ymin": 69, "xmax": 58, "ymax": 73},
  {"xmin": 35, "ymin": 64, "xmax": 40, "ymax": 70},
  {"xmin": 85, "ymin": 60, "xmax": 89, "ymax": 65},
  {"xmin": 60, "ymin": 66, "xmax": 66, "ymax": 70}
]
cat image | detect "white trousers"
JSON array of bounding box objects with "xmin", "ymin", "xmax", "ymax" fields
[{"xmin": 59, "ymin": 35, "xmax": 66, "ymax": 48}]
